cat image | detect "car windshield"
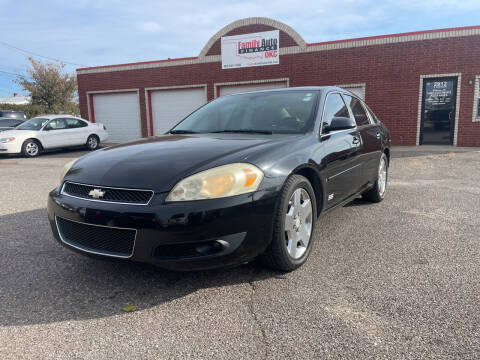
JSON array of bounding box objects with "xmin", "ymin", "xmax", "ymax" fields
[
  {"xmin": 16, "ymin": 118, "xmax": 49, "ymax": 130},
  {"xmin": 171, "ymin": 90, "xmax": 319, "ymax": 134}
]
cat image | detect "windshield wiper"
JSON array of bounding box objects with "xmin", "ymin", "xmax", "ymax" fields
[
  {"xmin": 169, "ymin": 130, "xmax": 199, "ymax": 134},
  {"xmin": 211, "ymin": 129, "xmax": 273, "ymax": 135}
]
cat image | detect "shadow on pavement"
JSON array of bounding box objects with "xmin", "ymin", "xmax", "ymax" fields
[
  {"xmin": 0, "ymin": 208, "xmax": 276, "ymax": 327},
  {"xmin": 343, "ymin": 198, "xmax": 371, "ymax": 207}
]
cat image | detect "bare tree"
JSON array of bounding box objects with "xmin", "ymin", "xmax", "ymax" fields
[{"xmin": 16, "ymin": 57, "xmax": 78, "ymax": 113}]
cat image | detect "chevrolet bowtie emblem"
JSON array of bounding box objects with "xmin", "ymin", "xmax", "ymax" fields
[{"xmin": 89, "ymin": 188, "xmax": 105, "ymax": 199}]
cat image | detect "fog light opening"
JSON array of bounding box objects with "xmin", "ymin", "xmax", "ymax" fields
[{"xmin": 195, "ymin": 240, "xmax": 227, "ymax": 255}]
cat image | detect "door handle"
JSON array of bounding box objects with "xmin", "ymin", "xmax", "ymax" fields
[
  {"xmin": 352, "ymin": 136, "xmax": 360, "ymax": 145},
  {"xmin": 376, "ymin": 132, "xmax": 381, "ymax": 139}
]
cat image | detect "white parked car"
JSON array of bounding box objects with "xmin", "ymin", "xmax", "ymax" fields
[{"xmin": 0, "ymin": 115, "xmax": 108, "ymax": 157}]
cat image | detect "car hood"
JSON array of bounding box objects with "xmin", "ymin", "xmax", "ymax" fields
[
  {"xmin": 64, "ymin": 134, "xmax": 288, "ymax": 192},
  {"xmin": 0, "ymin": 129, "xmax": 36, "ymax": 138}
]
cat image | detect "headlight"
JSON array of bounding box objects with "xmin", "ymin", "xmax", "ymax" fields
[
  {"xmin": 0, "ymin": 137, "xmax": 15, "ymax": 143},
  {"xmin": 60, "ymin": 159, "xmax": 77, "ymax": 183},
  {"xmin": 166, "ymin": 163, "xmax": 264, "ymax": 201}
]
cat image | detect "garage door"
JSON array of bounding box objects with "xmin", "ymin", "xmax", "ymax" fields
[
  {"xmin": 151, "ymin": 88, "xmax": 207, "ymax": 135},
  {"xmin": 341, "ymin": 85, "xmax": 366, "ymax": 100},
  {"xmin": 92, "ymin": 92, "xmax": 141, "ymax": 143},
  {"xmin": 218, "ymin": 82, "xmax": 287, "ymax": 97}
]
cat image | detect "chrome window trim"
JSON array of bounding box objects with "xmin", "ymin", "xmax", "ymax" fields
[
  {"xmin": 61, "ymin": 181, "xmax": 154, "ymax": 206},
  {"xmin": 319, "ymin": 91, "xmax": 357, "ymax": 137},
  {"xmin": 363, "ymin": 103, "xmax": 376, "ymax": 125},
  {"xmin": 55, "ymin": 216, "xmax": 137, "ymax": 259},
  {"xmin": 320, "ymin": 128, "xmax": 355, "ymax": 138}
]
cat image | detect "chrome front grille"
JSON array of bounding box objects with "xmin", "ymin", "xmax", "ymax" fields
[{"xmin": 62, "ymin": 181, "xmax": 154, "ymax": 205}]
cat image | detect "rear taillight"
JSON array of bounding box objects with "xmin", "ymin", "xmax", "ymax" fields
[{"xmin": 103, "ymin": 125, "xmax": 107, "ymax": 131}]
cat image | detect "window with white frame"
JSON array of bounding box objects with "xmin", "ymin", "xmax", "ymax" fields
[{"xmin": 475, "ymin": 76, "xmax": 480, "ymax": 121}]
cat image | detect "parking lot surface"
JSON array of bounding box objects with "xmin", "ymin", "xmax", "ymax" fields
[{"xmin": 0, "ymin": 147, "xmax": 479, "ymax": 359}]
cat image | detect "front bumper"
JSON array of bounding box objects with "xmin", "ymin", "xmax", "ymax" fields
[
  {"xmin": 0, "ymin": 141, "xmax": 21, "ymax": 154},
  {"xmin": 47, "ymin": 186, "xmax": 279, "ymax": 270}
]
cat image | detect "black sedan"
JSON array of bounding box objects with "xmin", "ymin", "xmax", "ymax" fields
[{"xmin": 47, "ymin": 87, "xmax": 390, "ymax": 271}]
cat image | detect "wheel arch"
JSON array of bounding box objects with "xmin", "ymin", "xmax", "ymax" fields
[
  {"xmin": 290, "ymin": 165, "xmax": 323, "ymax": 217},
  {"xmin": 87, "ymin": 133, "xmax": 100, "ymax": 140},
  {"xmin": 383, "ymin": 147, "xmax": 390, "ymax": 165},
  {"xmin": 23, "ymin": 137, "xmax": 44, "ymax": 150}
]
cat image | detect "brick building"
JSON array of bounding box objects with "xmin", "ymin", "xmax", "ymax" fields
[{"xmin": 77, "ymin": 17, "xmax": 480, "ymax": 146}]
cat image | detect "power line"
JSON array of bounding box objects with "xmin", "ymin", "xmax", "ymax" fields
[
  {"xmin": 0, "ymin": 40, "xmax": 87, "ymax": 67},
  {"xmin": 0, "ymin": 63, "xmax": 27, "ymax": 73},
  {"xmin": 0, "ymin": 69, "xmax": 33, "ymax": 79},
  {"xmin": 0, "ymin": 69, "xmax": 32, "ymax": 79},
  {"xmin": 0, "ymin": 70, "xmax": 30, "ymax": 95},
  {"xmin": 0, "ymin": 69, "xmax": 23, "ymax": 77}
]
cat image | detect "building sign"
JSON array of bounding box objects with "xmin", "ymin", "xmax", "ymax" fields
[
  {"xmin": 221, "ymin": 30, "xmax": 279, "ymax": 69},
  {"xmin": 424, "ymin": 80, "xmax": 454, "ymax": 110}
]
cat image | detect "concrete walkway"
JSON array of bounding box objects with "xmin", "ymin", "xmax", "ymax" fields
[{"xmin": 391, "ymin": 145, "xmax": 480, "ymax": 158}]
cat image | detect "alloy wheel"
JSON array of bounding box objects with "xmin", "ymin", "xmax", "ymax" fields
[
  {"xmin": 378, "ymin": 156, "xmax": 387, "ymax": 197},
  {"xmin": 88, "ymin": 137, "xmax": 98, "ymax": 149},
  {"xmin": 285, "ymin": 188, "xmax": 313, "ymax": 259},
  {"xmin": 26, "ymin": 142, "xmax": 39, "ymax": 156}
]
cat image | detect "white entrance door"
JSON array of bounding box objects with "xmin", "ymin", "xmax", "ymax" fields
[
  {"xmin": 150, "ymin": 88, "xmax": 207, "ymax": 135},
  {"xmin": 92, "ymin": 92, "xmax": 141, "ymax": 143}
]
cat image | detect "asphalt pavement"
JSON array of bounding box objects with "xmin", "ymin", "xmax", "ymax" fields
[{"xmin": 0, "ymin": 146, "xmax": 479, "ymax": 359}]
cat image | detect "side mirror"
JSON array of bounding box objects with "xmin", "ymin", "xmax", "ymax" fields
[
  {"xmin": 323, "ymin": 117, "xmax": 356, "ymax": 133},
  {"xmin": 43, "ymin": 126, "xmax": 51, "ymax": 131}
]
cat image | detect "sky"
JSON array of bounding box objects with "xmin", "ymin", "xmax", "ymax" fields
[{"xmin": 0, "ymin": 0, "xmax": 479, "ymax": 97}]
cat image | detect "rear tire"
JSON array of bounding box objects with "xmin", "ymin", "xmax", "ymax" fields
[
  {"xmin": 21, "ymin": 139, "xmax": 41, "ymax": 158},
  {"xmin": 260, "ymin": 175, "xmax": 317, "ymax": 272},
  {"xmin": 86, "ymin": 135, "xmax": 100, "ymax": 150},
  {"xmin": 362, "ymin": 153, "xmax": 388, "ymax": 203}
]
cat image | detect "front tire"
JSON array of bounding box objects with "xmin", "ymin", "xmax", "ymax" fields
[
  {"xmin": 260, "ymin": 175, "xmax": 317, "ymax": 272},
  {"xmin": 21, "ymin": 139, "xmax": 41, "ymax": 158},
  {"xmin": 86, "ymin": 135, "xmax": 100, "ymax": 151},
  {"xmin": 362, "ymin": 153, "xmax": 388, "ymax": 203}
]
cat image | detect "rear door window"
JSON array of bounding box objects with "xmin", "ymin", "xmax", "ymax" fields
[
  {"xmin": 66, "ymin": 118, "xmax": 88, "ymax": 128},
  {"xmin": 322, "ymin": 93, "xmax": 350, "ymax": 128},
  {"xmin": 344, "ymin": 95, "xmax": 371, "ymax": 126}
]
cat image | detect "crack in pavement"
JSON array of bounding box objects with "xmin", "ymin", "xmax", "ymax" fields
[{"xmin": 247, "ymin": 267, "xmax": 268, "ymax": 360}]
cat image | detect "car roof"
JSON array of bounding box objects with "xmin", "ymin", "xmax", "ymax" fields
[
  {"xmin": 221, "ymin": 86, "xmax": 356, "ymax": 97},
  {"xmin": 30, "ymin": 114, "xmax": 87, "ymax": 121}
]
